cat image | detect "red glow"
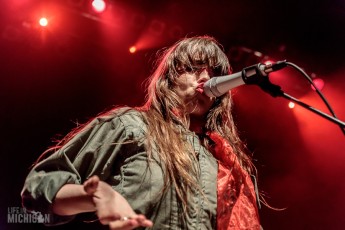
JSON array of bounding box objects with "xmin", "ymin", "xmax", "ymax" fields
[
  {"xmin": 39, "ymin": 17, "xmax": 48, "ymax": 27},
  {"xmin": 311, "ymin": 78, "xmax": 325, "ymax": 91},
  {"xmin": 92, "ymin": 0, "xmax": 106, "ymax": 13}
]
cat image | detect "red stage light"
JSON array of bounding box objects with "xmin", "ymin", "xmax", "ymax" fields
[
  {"xmin": 129, "ymin": 46, "xmax": 136, "ymax": 53},
  {"xmin": 264, "ymin": 60, "xmax": 273, "ymax": 65},
  {"xmin": 39, "ymin": 17, "xmax": 48, "ymax": 27},
  {"xmin": 288, "ymin": 102, "xmax": 295, "ymax": 109},
  {"xmin": 92, "ymin": 0, "xmax": 106, "ymax": 13},
  {"xmin": 311, "ymin": 78, "xmax": 325, "ymax": 91}
]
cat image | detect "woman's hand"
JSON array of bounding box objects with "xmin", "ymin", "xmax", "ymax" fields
[
  {"xmin": 83, "ymin": 175, "xmax": 153, "ymax": 229},
  {"xmin": 108, "ymin": 215, "xmax": 154, "ymax": 230}
]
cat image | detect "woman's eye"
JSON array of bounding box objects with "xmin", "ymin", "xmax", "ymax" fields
[
  {"xmin": 212, "ymin": 67, "xmax": 222, "ymax": 76},
  {"xmin": 185, "ymin": 67, "xmax": 193, "ymax": 72}
]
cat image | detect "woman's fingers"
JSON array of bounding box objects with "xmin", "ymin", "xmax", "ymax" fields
[
  {"xmin": 98, "ymin": 213, "xmax": 121, "ymax": 225},
  {"xmin": 109, "ymin": 219, "xmax": 137, "ymax": 230},
  {"xmin": 83, "ymin": 175, "xmax": 100, "ymax": 195},
  {"xmin": 134, "ymin": 214, "xmax": 153, "ymax": 227},
  {"xmin": 108, "ymin": 215, "xmax": 153, "ymax": 230}
]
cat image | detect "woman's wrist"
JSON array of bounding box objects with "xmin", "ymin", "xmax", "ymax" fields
[{"xmin": 52, "ymin": 184, "xmax": 96, "ymax": 216}]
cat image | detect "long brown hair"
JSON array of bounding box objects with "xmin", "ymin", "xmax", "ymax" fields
[
  {"xmin": 138, "ymin": 35, "xmax": 254, "ymax": 214},
  {"xmin": 34, "ymin": 35, "xmax": 256, "ymax": 216}
]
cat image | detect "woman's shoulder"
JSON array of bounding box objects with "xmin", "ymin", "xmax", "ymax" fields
[
  {"xmin": 96, "ymin": 106, "xmax": 147, "ymax": 133},
  {"xmin": 70, "ymin": 106, "xmax": 148, "ymax": 142},
  {"xmin": 103, "ymin": 106, "xmax": 144, "ymax": 122}
]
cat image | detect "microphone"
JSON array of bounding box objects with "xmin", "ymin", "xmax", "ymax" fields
[{"xmin": 203, "ymin": 60, "xmax": 287, "ymax": 97}]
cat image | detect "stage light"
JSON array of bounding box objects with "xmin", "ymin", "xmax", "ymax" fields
[
  {"xmin": 311, "ymin": 78, "xmax": 325, "ymax": 91},
  {"xmin": 92, "ymin": 0, "xmax": 106, "ymax": 13},
  {"xmin": 264, "ymin": 60, "xmax": 273, "ymax": 65},
  {"xmin": 39, "ymin": 17, "xmax": 48, "ymax": 27},
  {"xmin": 253, "ymin": 51, "xmax": 263, "ymax": 58},
  {"xmin": 288, "ymin": 102, "xmax": 295, "ymax": 109},
  {"xmin": 129, "ymin": 46, "xmax": 136, "ymax": 53}
]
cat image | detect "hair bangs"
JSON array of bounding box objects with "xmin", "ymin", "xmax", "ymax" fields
[{"xmin": 172, "ymin": 37, "xmax": 231, "ymax": 76}]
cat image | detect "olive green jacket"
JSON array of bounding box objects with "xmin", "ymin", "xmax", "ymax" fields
[{"xmin": 21, "ymin": 108, "xmax": 218, "ymax": 229}]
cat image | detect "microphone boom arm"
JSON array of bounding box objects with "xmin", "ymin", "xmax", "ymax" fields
[{"xmin": 246, "ymin": 64, "xmax": 345, "ymax": 128}]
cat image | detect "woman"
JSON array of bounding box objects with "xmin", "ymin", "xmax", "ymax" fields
[{"xmin": 22, "ymin": 36, "xmax": 261, "ymax": 229}]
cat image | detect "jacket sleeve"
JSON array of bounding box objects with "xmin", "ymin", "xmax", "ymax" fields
[{"xmin": 21, "ymin": 111, "xmax": 143, "ymax": 225}]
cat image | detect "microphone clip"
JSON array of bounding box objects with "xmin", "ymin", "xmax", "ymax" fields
[{"xmin": 242, "ymin": 63, "xmax": 285, "ymax": 98}]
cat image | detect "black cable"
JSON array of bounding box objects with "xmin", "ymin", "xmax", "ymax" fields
[{"xmin": 286, "ymin": 62, "xmax": 345, "ymax": 135}]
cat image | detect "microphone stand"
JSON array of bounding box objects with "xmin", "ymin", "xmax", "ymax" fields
[
  {"xmin": 242, "ymin": 64, "xmax": 345, "ymax": 129},
  {"xmin": 280, "ymin": 92, "xmax": 345, "ymax": 128}
]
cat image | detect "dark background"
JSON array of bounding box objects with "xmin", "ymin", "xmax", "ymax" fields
[{"xmin": 2, "ymin": 0, "xmax": 345, "ymax": 229}]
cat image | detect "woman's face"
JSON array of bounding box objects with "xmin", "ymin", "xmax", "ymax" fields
[{"xmin": 174, "ymin": 67, "xmax": 216, "ymax": 116}]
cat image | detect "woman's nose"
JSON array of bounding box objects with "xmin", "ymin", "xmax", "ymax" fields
[{"xmin": 198, "ymin": 68, "xmax": 212, "ymax": 80}]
